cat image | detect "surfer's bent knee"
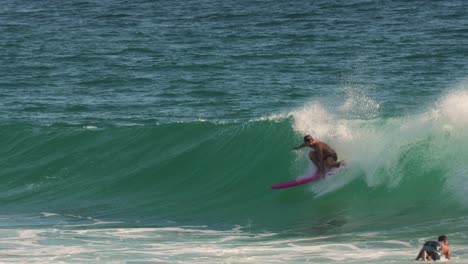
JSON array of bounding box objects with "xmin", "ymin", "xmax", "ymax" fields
[{"xmin": 308, "ymin": 151, "xmax": 317, "ymax": 161}]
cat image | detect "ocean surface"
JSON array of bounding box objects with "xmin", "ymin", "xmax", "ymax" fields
[{"xmin": 1, "ymin": 0, "xmax": 468, "ymax": 263}]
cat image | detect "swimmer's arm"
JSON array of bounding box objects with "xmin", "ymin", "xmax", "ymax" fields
[{"xmin": 445, "ymin": 248, "xmax": 451, "ymax": 260}]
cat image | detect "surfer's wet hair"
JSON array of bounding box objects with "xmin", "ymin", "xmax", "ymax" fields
[{"xmin": 304, "ymin": 135, "xmax": 313, "ymax": 142}]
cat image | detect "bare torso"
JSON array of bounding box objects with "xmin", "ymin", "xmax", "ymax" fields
[{"xmin": 311, "ymin": 140, "xmax": 336, "ymax": 155}]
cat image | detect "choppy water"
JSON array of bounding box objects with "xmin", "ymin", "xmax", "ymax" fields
[{"xmin": 1, "ymin": 0, "xmax": 468, "ymax": 263}]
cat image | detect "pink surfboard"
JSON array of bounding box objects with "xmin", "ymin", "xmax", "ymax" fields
[
  {"xmin": 271, "ymin": 173, "xmax": 322, "ymax": 189},
  {"xmin": 271, "ymin": 162, "xmax": 345, "ymax": 189}
]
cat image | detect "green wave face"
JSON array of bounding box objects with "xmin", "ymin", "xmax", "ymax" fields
[{"xmin": 2, "ymin": 100, "xmax": 468, "ymax": 233}]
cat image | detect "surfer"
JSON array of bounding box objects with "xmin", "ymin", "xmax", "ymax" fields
[
  {"xmin": 415, "ymin": 235, "xmax": 451, "ymax": 261},
  {"xmin": 293, "ymin": 135, "xmax": 340, "ymax": 177}
]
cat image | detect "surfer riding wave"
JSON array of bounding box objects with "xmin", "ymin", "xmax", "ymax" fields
[{"xmin": 293, "ymin": 135, "xmax": 341, "ymax": 177}]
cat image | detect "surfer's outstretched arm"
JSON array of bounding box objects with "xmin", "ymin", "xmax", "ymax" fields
[{"xmin": 293, "ymin": 143, "xmax": 307, "ymax": 150}]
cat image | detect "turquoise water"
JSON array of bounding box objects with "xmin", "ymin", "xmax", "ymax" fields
[{"xmin": 1, "ymin": 0, "xmax": 468, "ymax": 263}]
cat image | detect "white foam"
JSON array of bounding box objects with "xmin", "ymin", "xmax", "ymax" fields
[
  {"xmin": 82, "ymin": 125, "xmax": 98, "ymax": 129},
  {"xmin": 40, "ymin": 212, "xmax": 60, "ymax": 217},
  {"xmin": 289, "ymin": 86, "xmax": 468, "ymax": 197},
  {"xmin": 0, "ymin": 226, "xmax": 466, "ymax": 263},
  {"xmin": 436, "ymin": 88, "xmax": 468, "ymax": 126}
]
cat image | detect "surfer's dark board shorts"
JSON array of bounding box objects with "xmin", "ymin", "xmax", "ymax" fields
[
  {"xmin": 415, "ymin": 241, "xmax": 442, "ymax": 261},
  {"xmin": 323, "ymin": 152, "xmax": 337, "ymax": 162}
]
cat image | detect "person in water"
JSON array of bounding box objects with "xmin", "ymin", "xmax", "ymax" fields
[
  {"xmin": 293, "ymin": 135, "xmax": 340, "ymax": 177},
  {"xmin": 415, "ymin": 235, "xmax": 451, "ymax": 261}
]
